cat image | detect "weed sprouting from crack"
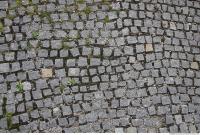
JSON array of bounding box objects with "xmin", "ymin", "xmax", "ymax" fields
[
  {"xmin": 67, "ymin": 78, "xmax": 76, "ymax": 86},
  {"xmin": 16, "ymin": 81, "xmax": 23, "ymax": 93},
  {"xmin": 83, "ymin": 7, "xmax": 92, "ymax": 15},
  {"xmin": 32, "ymin": 31, "xmax": 39, "ymax": 39}
]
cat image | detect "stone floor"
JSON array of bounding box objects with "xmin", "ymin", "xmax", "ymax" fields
[{"xmin": 0, "ymin": 0, "xmax": 200, "ymax": 133}]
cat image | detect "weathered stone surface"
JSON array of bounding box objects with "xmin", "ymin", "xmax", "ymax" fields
[
  {"xmin": 0, "ymin": 1, "xmax": 8, "ymax": 9},
  {"xmin": 41, "ymin": 68, "xmax": 53, "ymax": 78},
  {"xmin": 115, "ymin": 128, "xmax": 124, "ymax": 133},
  {"xmin": 0, "ymin": 63, "xmax": 10, "ymax": 73},
  {"xmin": 0, "ymin": 0, "xmax": 199, "ymax": 133},
  {"xmin": 22, "ymin": 81, "xmax": 31, "ymax": 90},
  {"xmin": 191, "ymin": 62, "xmax": 199, "ymax": 70},
  {"xmin": 126, "ymin": 127, "xmax": 137, "ymax": 133},
  {"xmin": 68, "ymin": 68, "xmax": 80, "ymax": 76},
  {"xmin": 145, "ymin": 44, "xmax": 153, "ymax": 52}
]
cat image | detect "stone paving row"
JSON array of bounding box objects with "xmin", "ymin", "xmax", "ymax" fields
[{"xmin": 0, "ymin": 0, "xmax": 200, "ymax": 133}]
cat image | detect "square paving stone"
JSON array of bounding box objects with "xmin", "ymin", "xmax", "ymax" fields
[
  {"xmin": 170, "ymin": 22, "xmax": 176, "ymax": 30},
  {"xmin": 0, "ymin": 63, "xmax": 10, "ymax": 73},
  {"xmin": 161, "ymin": 96, "xmax": 171, "ymax": 105},
  {"xmin": 194, "ymin": 79, "xmax": 200, "ymax": 86},
  {"xmin": 0, "ymin": 1, "xmax": 8, "ymax": 9},
  {"xmin": 191, "ymin": 62, "xmax": 199, "ymax": 70},
  {"xmin": 115, "ymin": 128, "xmax": 124, "ymax": 133},
  {"xmin": 22, "ymin": 81, "xmax": 31, "ymax": 90},
  {"xmin": 61, "ymin": 105, "xmax": 72, "ymax": 116},
  {"xmin": 126, "ymin": 127, "xmax": 137, "ymax": 133},
  {"xmin": 41, "ymin": 68, "xmax": 53, "ymax": 78},
  {"xmin": 145, "ymin": 44, "xmax": 154, "ymax": 52},
  {"xmin": 68, "ymin": 68, "xmax": 80, "ymax": 76},
  {"xmin": 175, "ymin": 115, "xmax": 183, "ymax": 124}
]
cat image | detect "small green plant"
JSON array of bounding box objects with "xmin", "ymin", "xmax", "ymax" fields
[
  {"xmin": 77, "ymin": 0, "xmax": 85, "ymax": 4},
  {"xmin": 83, "ymin": 7, "xmax": 92, "ymax": 15},
  {"xmin": 16, "ymin": 0, "xmax": 22, "ymax": 6},
  {"xmin": 32, "ymin": 31, "xmax": 39, "ymax": 39},
  {"xmin": 16, "ymin": 81, "xmax": 23, "ymax": 93},
  {"xmin": 103, "ymin": 15, "xmax": 110, "ymax": 23},
  {"xmin": 39, "ymin": 11, "xmax": 49, "ymax": 18},
  {"xmin": 67, "ymin": 78, "xmax": 76, "ymax": 86},
  {"xmin": 0, "ymin": 22, "xmax": 4, "ymax": 33},
  {"xmin": 38, "ymin": 11, "xmax": 52, "ymax": 23},
  {"xmin": 60, "ymin": 84, "xmax": 65, "ymax": 93},
  {"xmin": 6, "ymin": 112, "xmax": 13, "ymax": 129}
]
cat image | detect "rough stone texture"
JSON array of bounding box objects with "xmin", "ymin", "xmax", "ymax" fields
[
  {"xmin": 145, "ymin": 44, "xmax": 154, "ymax": 52},
  {"xmin": 0, "ymin": 63, "xmax": 10, "ymax": 73},
  {"xmin": 0, "ymin": 1, "xmax": 8, "ymax": 9},
  {"xmin": 0, "ymin": 0, "xmax": 200, "ymax": 133},
  {"xmin": 191, "ymin": 62, "xmax": 199, "ymax": 70},
  {"xmin": 41, "ymin": 68, "xmax": 53, "ymax": 78}
]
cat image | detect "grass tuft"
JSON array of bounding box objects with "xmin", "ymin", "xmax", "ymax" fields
[
  {"xmin": 16, "ymin": 81, "xmax": 23, "ymax": 93},
  {"xmin": 83, "ymin": 7, "xmax": 92, "ymax": 15},
  {"xmin": 103, "ymin": 15, "xmax": 110, "ymax": 23},
  {"xmin": 67, "ymin": 78, "xmax": 76, "ymax": 86},
  {"xmin": 16, "ymin": 0, "xmax": 22, "ymax": 6},
  {"xmin": 38, "ymin": 11, "xmax": 52, "ymax": 23},
  {"xmin": 32, "ymin": 31, "xmax": 39, "ymax": 39}
]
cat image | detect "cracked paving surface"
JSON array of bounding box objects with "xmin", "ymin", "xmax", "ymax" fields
[{"xmin": 0, "ymin": 0, "xmax": 200, "ymax": 133}]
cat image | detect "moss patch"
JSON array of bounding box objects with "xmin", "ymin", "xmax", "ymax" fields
[
  {"xmin": 0, "ymin": 22, "xmax": 4, "ymax": 33},
  {"xmin": 2, "ymin": 97, "xmax": 7, "ymax": 115},
  {"xmin": 6, "ymin": 112, "xmax": 13, "ymax": 130},
  {"xmin": 104, "ymin": 15, "xmax": 110, "ymax": 23}
]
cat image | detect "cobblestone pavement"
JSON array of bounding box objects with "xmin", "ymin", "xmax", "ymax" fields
[{"xmin": 0, "ymin": 0, "xmax": 200, "ymax": 133}]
